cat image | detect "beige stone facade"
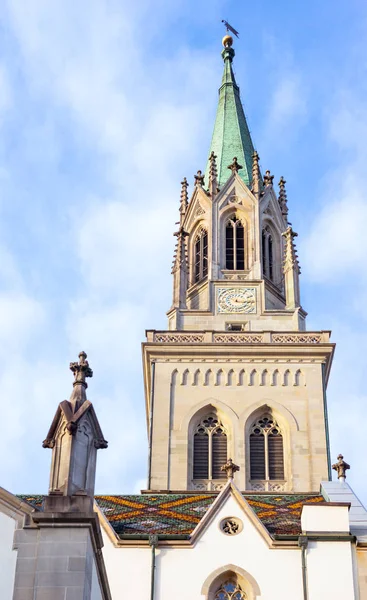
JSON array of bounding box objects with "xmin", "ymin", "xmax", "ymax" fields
[
  {"xmin": 143, "ymin": 332, "xmax": 334, "ymax": 492},
  {"xmin": 143, "ymin": 154, "xmax": 335, "ymax": 494}
]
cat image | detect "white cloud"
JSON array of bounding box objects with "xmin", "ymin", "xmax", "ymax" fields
[
  {"xmin": 301, "ymin": 184, "xmax": 367, "ymax": 283},
  {"xmin": 302, "ymin": 86, "xmax": 367, "ymax": 287}
]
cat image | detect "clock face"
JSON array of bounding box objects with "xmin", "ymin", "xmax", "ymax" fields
[{"xmin": 217, "ymin": 287, "xmax": 256, "ymax": 314}]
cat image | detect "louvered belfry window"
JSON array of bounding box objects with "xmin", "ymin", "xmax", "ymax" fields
[
  {"xmin": 250, "ymin": 414, "xmax": 284, "ymax": 481},
  {"xmin": 225, "ymin": 216, "xmax": 245, "ymax": 270},
  {"xmin": 193, "ymin": 414, "xmax": 227, "ymax": 480},
  {"xmin": 194, "ymin": 229, "xmax": 208, "ymax": 283}
]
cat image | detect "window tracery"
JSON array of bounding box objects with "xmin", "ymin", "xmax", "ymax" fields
[
  {"xmin": 214, "ymin": 581, "xmax": 247, "ymax": 600},
  {"xmin": 193, "ymin": 414, "xmax": 227, "ymax": 480},
  {"xmin": 226, "ymin": 216, "xmax": 245, "ymax": 270},
  {"xmin": 249, "ymin": 414, "xmax": 284, "ymax": 481},
  {"xmin": 194, "ymin": 228, "xmax": 208, "ymax": 283}
]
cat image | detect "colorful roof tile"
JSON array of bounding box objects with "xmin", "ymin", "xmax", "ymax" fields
[
  {"xmin": 17, "ymin": 492, "xmax": 325, "ymax": 538},
  {"xmin": 17, "ymin": 495, "xmax": 45, "ymax": 510},
  {"xmin": 95, "ymin": 494, "xmax": 217, "ymax": 536},
  {"xmin": 245, "ymin": 494, "xmax": 325, "ymax": 536}
]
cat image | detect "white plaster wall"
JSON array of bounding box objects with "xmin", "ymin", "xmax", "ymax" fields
[
  {"xmin": 102, "ymin": 536, "xmax": 152, "ymax": 600},
  {"xmin": 301, "ymin": 505, "xmax": 350, "ymax": 533},
  {"xmin": 307, "ymin": 540, "xmax": 356, "ymax": 600},
  {"xmin": 0, "ymin": 511, "xmax": 17, "ymax": 600}
]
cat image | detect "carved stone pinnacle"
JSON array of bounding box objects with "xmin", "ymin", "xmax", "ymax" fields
[
  {"xmin": 221, "ymin": 458, "xmax": 240, "ymax": 480},
  {"xmin": 332, "ymin": 454, "xmax": 350, "ymax": 481},
  {"xmin": 70, "ymin": 351, "xmax": 93, "ymax": 388},
  {"xmin": 228, "ymin": 157, "xmax": 243, "ymax": 174}
]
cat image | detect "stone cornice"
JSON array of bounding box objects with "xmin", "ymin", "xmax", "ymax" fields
[{"xmin": 142, "ymin": 330, "xmax": 335, "ymax": 422}]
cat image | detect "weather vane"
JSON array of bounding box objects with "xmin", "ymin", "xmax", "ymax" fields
[{"xmin": 222, "ymin": 20, "xmax": 239, "ymax": 38}]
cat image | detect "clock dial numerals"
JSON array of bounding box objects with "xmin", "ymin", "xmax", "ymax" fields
[{"xmin": 217, "ymin": 288, "xmax": 256, "ymax": 314}]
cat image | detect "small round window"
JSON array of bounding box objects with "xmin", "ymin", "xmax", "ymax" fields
[{"xmin": 219, "ymin": 517, "xmax": 243, "ymax": 536}]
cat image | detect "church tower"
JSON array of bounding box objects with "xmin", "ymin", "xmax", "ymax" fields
[{"xmin": 143, "ymin": 35, "xmax": 334, "ymax": 493}]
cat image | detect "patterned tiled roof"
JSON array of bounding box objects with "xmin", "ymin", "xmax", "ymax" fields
[
  {"xmin": 17, "ymin": 495, "xmax": 45, "ymax": 510},
  {"xmin": 244, "ymin": 494, "xmax": 325, "ymax": 536},
  {"xmin": 95, "ymin": 494, "xmax": 217, "ymax": 536},
  {"xmin": 17, "ymin": 492, "xmax": 325, "ymax": 538}
]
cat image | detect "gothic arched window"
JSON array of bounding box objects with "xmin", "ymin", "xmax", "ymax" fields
[
  {"xmin": 214, "ymin": 581, "xmax": 247, "ymax": 600},
  {"xmin": 226, "ymin": 217, "xmax": 245, "ymax": 270},
  {"xmin": 194, "ymin": 229, "xmax": 208, "ymax": 283},
  {"xmin": 193, "ymin": 414, "xmax": 227, "ymax": 480},
  {"xmin": 262, "ymin": 226, "xmax": 274, "ymax": 281},
  {"xmin": 250, "ymin": 414, "xmax": 284, "ymax": 481}
]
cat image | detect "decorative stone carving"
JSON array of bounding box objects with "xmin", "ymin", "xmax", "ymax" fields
[
  {"xmin": 332, "ymin": 454, "xmax": 350, "ymax": 481},
  {"xmin": 282, "ymin": 226, "xmax": 300, "ymax": 274},
  {"xmin": 172, "ymin": 226, "xmax": 189, "ymax": 274},
  {"xmin": 227, "ymin": 156, "xmax": 243, "ymax": 174},
  {"xmin": 195, "ymin": 203, "xmax": 205, "ymax": 217},
  {"xmin": 208, "ymin": 151, "xmax": 218, "ymax": 196},
  {"xmin": 251, "ymin": 150, "xmax": 262, "ymax": 197},
  {"xmin": 278, "ymin": 176, "xmax": 288, "ymax": 218},
  {"xmin": 70, "ymin": 351, "xmax": 93, "ymax": 387},
  {"xmin": 191, "ymin": 480, "xmax": 226, "ymax": 491},
  {"xmin": 213, "ymin": 333, "xmax": 263, "ymax": 344},
  {"xmin": 154, "ymin": 333, "xmax": 205, "ymax": 343},
  {"xmin": 194, "ymin": 170, "xmax": 205, "ymax": 187},
  {"xmin": 220, "ymin": 517, "xmax": 243, "ymax": 535},
  {"xmin": 152, "ymin": 331, "xmax": 325, "ymax": 344},
  {"xmin": 263, "ymin": 169, "xmax": 274, "ymax": 186},
  {"xmin": 179, "ymin": 177, "xmax": 189, "ymax": 225},
  {"xmin": 272, "ymin": 333, "xmax": 322, "ymax": 344},
  {"xmin": 221, "ymin": 458, "xmax": 240, "ymax": 480},
  {"xmin": 250, "ymin": 481, "xmax": 286, "ymax": 492}
]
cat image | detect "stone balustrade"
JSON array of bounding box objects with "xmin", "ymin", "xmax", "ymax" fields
[{"xmin": 146, "ymin": 330, "xmax": 331, "ymax": 344}]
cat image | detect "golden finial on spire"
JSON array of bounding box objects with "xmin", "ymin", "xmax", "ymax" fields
[{"xmin": 222, "ymin": 34, "xmax": 233, "ymax": 48}]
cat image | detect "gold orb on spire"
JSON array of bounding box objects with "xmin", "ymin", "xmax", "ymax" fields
[{"xmin": 222, "ymin": 34, "xmax": 233, "ymax": 48}]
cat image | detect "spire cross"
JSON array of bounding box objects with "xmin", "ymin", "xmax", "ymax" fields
[
  {"xmin": 70, "ymin": 351, "xmax": 93, "ymax": 388},
  {"xmin": 221, "ymin": 458, "xmax": 240, "ymax": 480},
  {"xmin": 332, "ymin": 454, "xmax": 350, "ymax": 482},
  {"xmin": 228, "ymin": 157, "xmax": 243, "ymax": 174}
]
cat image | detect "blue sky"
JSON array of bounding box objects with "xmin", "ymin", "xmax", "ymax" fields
[{"xmin": 0, "ymin": 0, "xmax": 366, "ymax": 501}]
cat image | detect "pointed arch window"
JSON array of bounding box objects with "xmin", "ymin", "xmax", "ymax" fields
[
  {"xmin": 214, "ymin": 581, "xmax": 247, "ymax": 600},
  {"xmin": 262, "ymin": 226, "xmax": 274, "ymax": 281},
  {"xmin": 250, "ymin": 414, "xmax": 284, "ymax": 481},
  {"xmin": 226, "ymin": 216, "xmax": 245, "ymax": 270},
  {"xmin": 194, "ymin": 228, "xmax": 208, "ymax": 283},
  {"xmin": 193, "ymin": 414, "xmax": 227, "ymax": 480}
]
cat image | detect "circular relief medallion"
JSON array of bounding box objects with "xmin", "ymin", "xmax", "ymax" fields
[
  {"xmin": 217, "ymin": 287, "xmax": 256, "ymax": 314},
  {"xmin": 219, "ymin": 517, "xmax": 243, "ymax": 536}
]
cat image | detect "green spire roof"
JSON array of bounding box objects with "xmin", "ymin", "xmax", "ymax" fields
[{"xmin": 205, "ymin": 39, "xmax": 254, "ymax": 188}]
